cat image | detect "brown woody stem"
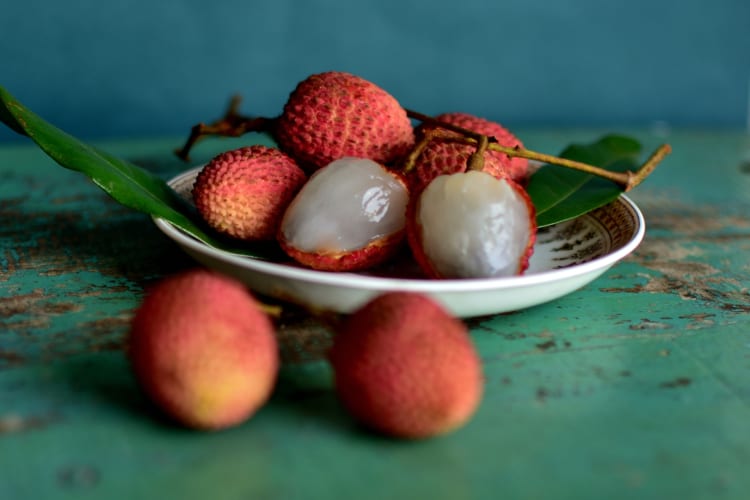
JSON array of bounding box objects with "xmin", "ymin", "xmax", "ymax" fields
[
  {"xmin": 174, "ymin": 99, "xmax": 670, "ymax": 191},
  {"xmin": 403, "ymin": 128, "xmax": 438, "ymax": 170},
  {"xmin": 405, "ymin": 108, "xmax": 670, "ymax": 191},
  {"xmin": 259, "ymin": 303, "xmax": 283, "ymax": 318},
  {"xmin": 467, "ymin": 134, "xmax": 489, "ymax": 171},
  {"xmin": 175, "ymin": 95, "xmax": 273, "ymax": 162},
  {"xmin": 406, "ymin": 108, "xmax": 488, "ymax": 143}
]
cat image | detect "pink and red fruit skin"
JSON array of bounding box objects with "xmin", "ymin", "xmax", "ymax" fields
[
  {"xmin": 277, "ymin": 229, "xmax": 405, "ymax": 272},
  {"xmin": 192, "ymin": 145, "xmax": 307, "ymax": 241},
  {"xmin": 328, "ymin": 292, "xmax": 483, "ymax": 439},
  {"xmin": 128, "ymin": 270, "xmax": 279, "ymax": 430},
  {"xmin": 409, "ymin": 112, "xmax": 528, "ymax": 194},
  {"xmin": 275, "ymin": 71, "xmax": 415, "ymax": 172}
]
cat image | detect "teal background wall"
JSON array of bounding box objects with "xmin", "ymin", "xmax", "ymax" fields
[{"xmin": 1, "ymin": 0, "xmax": 748, "ymax": 143}]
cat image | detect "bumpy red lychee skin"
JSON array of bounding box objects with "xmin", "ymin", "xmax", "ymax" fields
[
  {"xmin": 275, "ymin": 71, "xmax": 415, "ymax": 171},
  {"xmin": 192, "ymin": 145, "xmax": 307, "ymax": 241},
  {"xmin": 129, "ymin": 270, "xmax": 279, "ymax": 430},
  {"xmin": 405, "ymin": 174, "xmax": 537, "ymax": 279},
  {"xmin": 409, "ymin": 112, "xmax": 527, "ymax": 194},
  {"xmin": 329, "ymin": 292, "xmax": 483, "ymax": 439},
  {"xmin": 278, "ymin": 229, "xmax": 405, "ymax": 272}
]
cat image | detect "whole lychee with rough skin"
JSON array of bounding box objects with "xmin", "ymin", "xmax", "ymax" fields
[
  {"xmin": 278, "ymin": 157, "xmax": 409, "ymax": 272},
  {"xmin": 408, "ymin": 112, "xmax": 527, "ymax": 194},
  {"xmin": 329, "ymin": 292, "xmax": 483, "ymax": 439},
  {"xmin": 129, "ymin": 269, "xmax": 279, "ymax": 430},
  {"xmin": 193, "ymin": 145, "xmax": 307, "ymax": 241},
  {"xmin": 275, "ymin": 71, "xmax": 415, "ymax": 172},
  {"xmin": 407, "ymin": 170, "xmax": 536, "ymax": 279}
]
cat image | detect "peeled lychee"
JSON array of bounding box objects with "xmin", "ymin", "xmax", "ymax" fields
[
  {"xmin": 329, "ymin": 292, "xmax": 483, "ymax": 439},
  {"xmin": 192, "ymin": 145, "xmax": 307, "ymax": 241},
  {"xmin": 409, "ymin": 112, "xmax": 527, "ymax": 193},
  {"xmin": 407, "ymin": 170, "xmax": 536, "ymax": 279},
  {"xmin": 278, "ymin": 157, "xmax": 409, "ymax": 272},
  {"xmin": 129, "ymin": 269, "xmax": 279, "ymax": 430},
  {"xmin": 275, "ymin": 71, "xmax": 415, "ymax": 171}
]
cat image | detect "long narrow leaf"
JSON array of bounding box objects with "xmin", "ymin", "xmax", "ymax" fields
[{"xmin": 0, "ymin": 85, "xmax": 276, "ymax": 259}]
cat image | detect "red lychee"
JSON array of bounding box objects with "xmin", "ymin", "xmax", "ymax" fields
[
  {"xmin": 407, "ymin": 170, "xmax": 536, "ymax": 279},
  {"xmin": 409, "ymin": 112, "xmax": 528, "ymax": 194},
  {"xmin": 277, "ymin": 157, "xmax": 409, "ymax": 272},
  {"xmin": 275, "ymin": 71, "xmax": 415, "ymax": 172},
  {"xmin": 328, "ymin": 292, "xmax": 483, "ymax": 439},
  {"xmin": 192, "ymin": 145, "xmax": 307, "ymax": 241},
  {"xmin": 128, "ymin": 269, "xmax": 279, "ymax": 430}
]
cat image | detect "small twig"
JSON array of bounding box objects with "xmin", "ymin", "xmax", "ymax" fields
[
  {"xmin": 259, "ymin": 302, "xmax": 283, "ymax": 318},
  {"xmin": 406, "ymin": 108, "xmax": 671, "ymax": 191},
  {"xmin": 467, "ymin": 134, "xmax": 489, "ymax": 171},
  {"xmin": 403, "ymin": 128, "xmax": 441, "ymax": 173},
  {"xmin": 407, "ymin": 108, "xmax": 491, "ymax": 144},
  {"xmin": 625, "ymin": 143, "xmax": 672, "ymax": 191},
  {"xmin": 174, "ymin": 95, "xmax": 272, "ymax": 162}
]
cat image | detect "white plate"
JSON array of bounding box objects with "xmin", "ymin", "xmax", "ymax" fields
[{"xmin": 153, "ymin": 168, "xmax": 645, "ymax": 318}]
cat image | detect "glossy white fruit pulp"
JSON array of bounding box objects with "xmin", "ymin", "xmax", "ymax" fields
[
  {"xmin": 280, "ymin": 157, "xmax": 408, "ymax": 252},
  {"xmin": 417, "ymin": 171, "xmax": 533, "ymax": 279}
]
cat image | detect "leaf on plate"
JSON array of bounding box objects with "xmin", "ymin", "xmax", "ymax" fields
[
  {"xmin": 526, "ymin": 135, "xmax": 642, "ymax": 227},
  {"xmin": 0, "ymin": 85, "xmax": 279, "ymax": 259}
]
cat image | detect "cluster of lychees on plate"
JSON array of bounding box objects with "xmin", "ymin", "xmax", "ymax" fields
[
  {"xmin": 189, "ymin": 71, "xmax": 537, "ymax": 280},
  {"xmin": 129, "ymin": 71, "xmax": 670, "ymax": 438}
]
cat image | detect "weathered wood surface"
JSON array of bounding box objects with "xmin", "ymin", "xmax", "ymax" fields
[{"xmin": 1, "ymin": 130, "xmax": 749, "ymax": 499}]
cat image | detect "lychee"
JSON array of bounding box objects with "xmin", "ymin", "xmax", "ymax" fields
[
  {"xmin": 408, "ymin": 112, "xmax": 527, "ymax": 193},
  {"xmin": 192, "ymin": 145, "xmax": 307, "ymax": 241},
  {"xmin": 128, "ymin": 269, "xmax": 279, "ymax": 430},
  {"xmin": 275, "ymin": 71, "xmax": 415, "ymax": 171},
  {"xmin": 407, "ymin": 170, "xmax": 536, "ymax": 279},
  {"xmin": 278, "ymin": 157, "xmax": 409, "ymax": 272},
  {"xmin": 328, "ymin": 292, "xmax": 483, "ymax": 439}
]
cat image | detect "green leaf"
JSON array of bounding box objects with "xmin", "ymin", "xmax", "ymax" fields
[
  {"xmin": 526, "ymin": 135, "xmax": 642, "ymax": 227},
  {"xmin": 0, "ymin": 85, "xmax": 277, "ymax": 259}
]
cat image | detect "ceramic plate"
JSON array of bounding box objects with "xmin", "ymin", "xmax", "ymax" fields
[{"xmin": 153, "ymin": 168, "xmax": 645, "ymax": 318}]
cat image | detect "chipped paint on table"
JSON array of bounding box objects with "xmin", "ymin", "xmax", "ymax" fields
[{"xmin": 1, "ymin": 131, "xmax": 750, "ymax": 499}]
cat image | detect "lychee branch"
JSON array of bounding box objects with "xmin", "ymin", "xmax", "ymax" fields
[
  {"xmin": 405, "ymin": 109, "xmax": 671, "ymax": 191},
  {"xmin": 493, "ymin": 138, "xmax": 670, "ymax": 192},
  {"xmin": 467, "ymin": 134, "xmax": 489, "ymax": 172},
  {"xmin": 175, "ymin": 96, "xmax": 272, "ymax": 162},
  {"xmin": 174, "ymin": 96, "xmax": 670, "ymax": 192}
]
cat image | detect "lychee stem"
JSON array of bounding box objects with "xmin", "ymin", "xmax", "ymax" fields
[
  {"xmin": 625, "ymin": 143, "xmax": 672, "ymax": 190},
  {"xmin": 174, "ymin": 97, "xmax": 670, "ymax": 192},
  {"xmin": 259, "ymin": 303, "xmax": 283, "ymax": 318},
  {"xmin": 405, "ymin": 109, "xmax": 671, "ymax": 191},
  {"xmin": 175, "ymin": 95, "xmax": 272, "ymax": 162},
  {"xmin": 467, "ymin": 134, "xmax": 489, "ymax": 172},
  {"xmin": 403, "ymin": 128, "xmax": 438, "ymax": 169}
]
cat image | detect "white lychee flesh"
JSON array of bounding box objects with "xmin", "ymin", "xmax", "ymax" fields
[
  {"xmin": 416, "ymin": 171, "xmax": 533, "ymax": 279},
  {"xmin": 280, "ymin": 157, "xmax": 409, "ymax": 253}
]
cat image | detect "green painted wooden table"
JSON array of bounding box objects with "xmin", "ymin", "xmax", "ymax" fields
[{"xmin": 2, "ymin": 129, "xmax": 750, "ymax": 499}]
